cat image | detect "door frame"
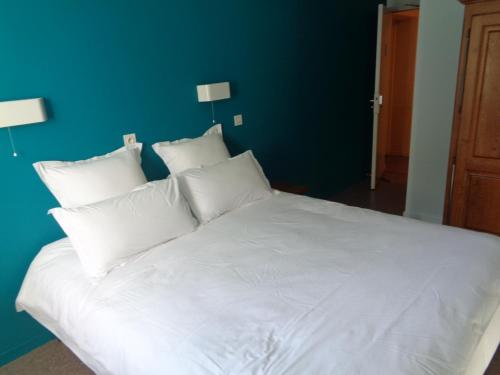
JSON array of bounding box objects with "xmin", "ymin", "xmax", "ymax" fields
[
  {"xmin": 370, "ymin": 4, "xmax": 385, "ymax": 190},
  {"xmin": 443, "ymin": 6, "xmax": 470, "ymax": 224}
]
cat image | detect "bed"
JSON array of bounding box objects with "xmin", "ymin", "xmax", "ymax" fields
[{"xmin": 16, "ymin": 192, "xmax": 500, "ymax": 374}]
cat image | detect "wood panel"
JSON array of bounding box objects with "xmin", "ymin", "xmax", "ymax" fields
[
  {"xmin": 447, "ymin": 0, "xmax": 500, "ymax": 235},
  {"xmin": 465, "ymin": 175, "xmax": 500, "ymax": 232},
  {"xmin": 472, "ymin": 27, "xmax": 500, "ymax": 159}
]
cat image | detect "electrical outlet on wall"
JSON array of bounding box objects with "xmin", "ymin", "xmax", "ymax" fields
[
  {"xmin": 123, "ymin": 133, "xmax": 137, "ymax": 146},
  {"xmin": 234, "ymin": 114, "xmax": 243, "ymax": 126}
]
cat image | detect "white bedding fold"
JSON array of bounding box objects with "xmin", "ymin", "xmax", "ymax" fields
[{"xmin": 16, "ymin": 193, "xmax": 500, "ymax": 375}]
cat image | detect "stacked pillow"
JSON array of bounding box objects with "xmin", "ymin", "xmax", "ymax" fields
[
  {"xmin": 153, "ymin": 126, "xmax": 272, "ymax": 222},
  {"xmin": 36, "ymin": 125, "xmax": 273, "ymax": 279},
  {"xmin": 35, "ymin": 145, "xmax": 197, "ymax": 279}
]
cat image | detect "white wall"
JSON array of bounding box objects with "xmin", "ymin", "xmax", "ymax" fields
[{"xmin": 404, "ymin": 0, "xmax": 464, "ymax": 223}]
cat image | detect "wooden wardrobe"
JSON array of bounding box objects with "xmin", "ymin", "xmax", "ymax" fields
[{"xmin": 445, "ymin": 0, "xmax": 500, "ymax": 235}]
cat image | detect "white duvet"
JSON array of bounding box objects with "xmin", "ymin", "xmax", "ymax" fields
[{"xmin": 16, "ymin": 193, "xmax": 500, "ymax": 375}]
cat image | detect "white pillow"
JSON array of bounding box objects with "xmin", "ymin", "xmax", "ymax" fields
[
  {"xmin": 178, "ymin": 150, "xmax": 272, "ymax": 223},
  {"xmin": 152, "ymin": 124, "xmax": 230, "ymax": 175},
  {"xmin": 50, "ymin": 178, "xmax": 198, "ymax": 278},
  {"xmin": 34, "ymin": 144, "xmax": 147, "ymax": 208}
]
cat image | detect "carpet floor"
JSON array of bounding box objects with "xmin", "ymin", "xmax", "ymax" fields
[
  {"xmin": 0, "ymin": 341, "xmax": 92, "ymax": 375},
  {"xmin": 1, "ymin": 339, "xmax": 499, "ymax": 374}
]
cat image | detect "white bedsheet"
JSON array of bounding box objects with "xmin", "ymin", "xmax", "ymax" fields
[{"xmin": 16, "ymin": 193, "xmax": 500, "ymax": 375}]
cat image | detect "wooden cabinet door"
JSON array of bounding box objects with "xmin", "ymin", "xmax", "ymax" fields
[{"xmin": 449, "ymin": 1, "xmax": 500, "ymax": 235}]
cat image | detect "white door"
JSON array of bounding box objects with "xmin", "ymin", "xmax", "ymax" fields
[{"xmin": 370, "ymin": 4, "xmax": 385, "ymax": 190}]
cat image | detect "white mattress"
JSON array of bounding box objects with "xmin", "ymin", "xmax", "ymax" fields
[{"xmin": 16, "ymin": 193, "xmax": 500, "ymax": 375}]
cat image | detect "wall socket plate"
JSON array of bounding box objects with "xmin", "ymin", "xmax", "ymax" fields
[
  {"xmin": 234, "ymin": 114, "xmax": 243, "ymax": 126},
  {"xmin": 123, "ymin": 133, "xmax": 137, "ymax": 146}
]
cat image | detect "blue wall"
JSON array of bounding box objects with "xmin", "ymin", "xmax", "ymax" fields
[{"xmin": 0, "ymin": 0, "xmax": 380, "ymax": 365}]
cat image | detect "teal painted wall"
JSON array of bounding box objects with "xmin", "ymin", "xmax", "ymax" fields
[{"xmin": 0, "ymin": 0, "xmax": 380, "ymax": 365}]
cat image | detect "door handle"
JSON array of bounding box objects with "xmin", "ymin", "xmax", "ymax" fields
[{"xmin": 370, "ymin": 95, "xmax": 384, "ymax": 109}]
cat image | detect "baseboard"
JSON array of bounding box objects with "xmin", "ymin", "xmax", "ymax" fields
[
  {"xmin": 403, "ymin": 210, "xmax": 443, "ymax": 224},
  {"xmin": 0, "ymin": 332, "xmax": 53, "ymax": 367}
]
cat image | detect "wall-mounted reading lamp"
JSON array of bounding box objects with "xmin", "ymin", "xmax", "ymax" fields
[
  {"xmin": 0, "ymin": 98, "xmax": 47, "ymax": 157},
  {"xmin": 197, "ymin": 82, "xmax": 231, "ymax": 124}
]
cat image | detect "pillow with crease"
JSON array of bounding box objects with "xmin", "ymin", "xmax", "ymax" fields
[
  {"xmin": 34, "ymin": 144, "xmax": 147, "ymax": 208},
  {"xmin": 152, "ymin": 124, "xmax": 230, "ymax": 175},
  {"xmin": 178, "ymin": 150, "xmax": 272, "ymax": 224},
  {"xmin": 50, "ymin": 178, "xmax": 198, "ymax": 279}
]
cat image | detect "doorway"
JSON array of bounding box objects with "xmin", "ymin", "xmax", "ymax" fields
[{"xmin": 371, "ymin": 6, "xmax": 419, "ymax": 190}]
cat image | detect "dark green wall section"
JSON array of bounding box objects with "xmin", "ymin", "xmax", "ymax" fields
[{"xmin": 0, "ymin": 0, "xmax": 380, "ymax": 365}]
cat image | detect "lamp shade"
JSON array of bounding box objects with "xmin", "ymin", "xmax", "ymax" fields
[
  {"xmin": 0, "ymin": 98, "xmax": 47, "ymax": 128},
  {"xmin": 197, "ymin": 82, "xmax": 231, "ymax": 102}
]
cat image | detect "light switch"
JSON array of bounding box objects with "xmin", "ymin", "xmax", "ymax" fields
[
  {"xmin": 234, "ymin": 114, "xmax": 243, "ymax": 126},
  {"xmin": 123, "ymin": 133, "xmax": 137, "ymax": 146}
]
